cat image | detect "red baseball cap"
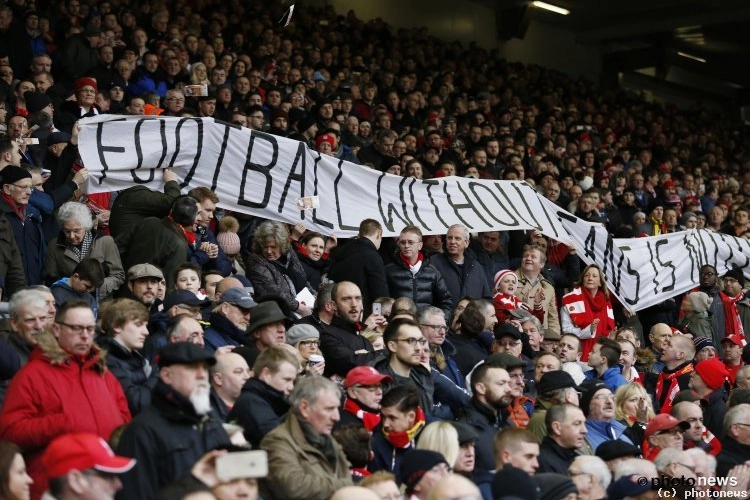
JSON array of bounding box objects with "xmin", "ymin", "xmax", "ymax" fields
[
  {"xmin": 721, "ymin": 334, "xmax": 746, "ymax": 348},
  {"xmin": 344, "ymin": 366, "xmax": 392, "ymax": 388},
  {"xmin": 644, "ymin": 414, "xmax": 690, "ymax": 440},
  {"xmin": 43, "ymin": 433, "xmax": 136, "ymax": 478}
]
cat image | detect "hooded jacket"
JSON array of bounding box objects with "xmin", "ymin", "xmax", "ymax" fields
[{"xmin": 0, "ymin": 330, "xmax": 131, "ymax": 500}]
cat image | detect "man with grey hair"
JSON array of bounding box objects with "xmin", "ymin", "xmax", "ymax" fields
[
  {"xmin": 0, "ymin": 288, "xmax": 53, "ymax": 403},
  {"xmin": 418, "ymin": 306, "xmax": 463, "ymax": 388},
  {"xmin": 613, "ymin": 458, "xmax": 658, "ymax": 480},
  {"xmin": 735, "ymin": 365, "xmax": 750, "ymax": 390},
  {"xmin": 568, "ymin": 455, "xmax": 610, "ymax": 500},
  {"xmin": 260, "ymin": 376, "xmax": 352, "ymax": 499},
  {"xmin": 431, "ymin": 224, "xmax": 491, "ymax": 311},
  {"xmin": 717, "ymin": 403, "xmax": 750, "ymax": 477},
  {"xmin": 654, "ymin": 448, "xmax": 698, "ymax": 497}
]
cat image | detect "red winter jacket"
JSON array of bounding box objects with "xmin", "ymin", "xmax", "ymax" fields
[{"xmin": 0, "ymin": 330, "xmax": 131, "ymax": 500}]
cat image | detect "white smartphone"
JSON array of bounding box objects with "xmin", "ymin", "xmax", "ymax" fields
[
  {"xmin": 372, "ymin": 302, "xmax": 382, "ymax": 316},
  {"xmin": 216, "ymin": 450, "xmax": 268, "ymax": 482}
]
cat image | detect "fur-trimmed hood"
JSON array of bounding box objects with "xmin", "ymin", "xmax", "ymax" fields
[{"xmin": 31, "ymin": 328, "xmax": 108, "ymax": 374}]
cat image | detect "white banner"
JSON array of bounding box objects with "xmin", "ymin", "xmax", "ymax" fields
[{"xmin": 78, "ymin": 115, "xmax": 750, "ymax": 312}]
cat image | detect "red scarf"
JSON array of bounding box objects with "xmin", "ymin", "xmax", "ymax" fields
[
  {"xmin": 399, "ymin": 251, "xmax": 424, "ymax": 269},
  {"xmin": 382, "ymin": 407, "xmax": 426, "ymax": 448},
  {"xmin": 344, "ymin": 398, "xmax": 381, "ymax": 432},
  {"xmin": 169, "ymin": 215, "xmax": 197, "ymax": 247},
  {"xmin": 655, "ymin": 363, "xmax": 694, "ymax": 415},
  {"xmin": 561, "ymin": 287, "xmax": 615, "ymax": 360},
  {"xmin": 721, "ymin": 291, "xmax": 745, "ymax": 338},
  {"xmin": 1, "ymin": 193, "xmax": 26, "ymax": 221}
]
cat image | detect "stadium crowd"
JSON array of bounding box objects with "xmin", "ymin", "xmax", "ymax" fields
[{"xmin": 1, "ymin": 0, "xmax": 750, "ymax": 499}]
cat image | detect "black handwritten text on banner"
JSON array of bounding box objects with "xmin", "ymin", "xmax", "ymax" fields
[{"xmin": 78, "ymin": 115, "xmax": 750, "ymax": 311}]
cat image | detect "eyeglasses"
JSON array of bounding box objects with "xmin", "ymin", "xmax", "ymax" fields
[
  {"xmin": 591, "ymin": 393, "xmax": 615, "ymax": 401},
  {"xmin": 396, "ymin": 337, "xmax": 428, "ymax": 347},
  {"xmin": 10, "ymin": 183, "xmax": 33, "ymax": 192},
  {"xmin": 56, "ymin": 322, "xmax": 96, "ymax": 334},
  {"xmin": 421, "ymin": 324, "xmax": 447, "ymax": 332},
  {"xmin": 298, "ymin": 340, "xmax": 319, "ymax": 347},
  {"xmin": 733, "ymin": 422, "xmax": 750, "ymax": 428}
]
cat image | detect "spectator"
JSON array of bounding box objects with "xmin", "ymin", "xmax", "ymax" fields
[
  {"xmin": 643, "ymin": 414, "xmax": 690, "ymax": 461},
  {"xmin": 202, "ymin": 287, "xmax": 256, "ymax": 353},
  {"xmin": 236, "ymin": 301, "xmax": 288, "ymax": 366},
  {"xmin": 431, "ymin": 224, "xmax": 491, "ymax": 310},
  {"xmin": 49, "ymin": 257, "xmax": 104, "ymax": 315},
  {"xmin": 208, "ymin": 352, "xmax": 251, "ymax": 422},
  {"xmin": 319, "ymin": 281, "xmax": 380, "ymax": 378},
  {"xmin": 397, "ymin": 449, "xmax": 450, "ymax": 500},
  {"xmin": 229, "ymin": 345, "xmax": 299, "ymax": 446},
  {"xmin": 0, "ymin": 300, "xmax": 131, "ymax": 500},
  {"xmin": 370, "ymin": 384, "xmax": 426, "ymax": 474},
  {"xmin": 689, "ymin": 358, "xmax": 730, "ymax": 438},
  {"xmin": 339, "ymin": 366, "xmax": 392, "ymax": 431},
  {"xmin": 45, "ymin": 201, "xmax": 125, "ymax": 301},
  {"xmin": 418, "ymin": 306, "xmax": 464, "ymax": 388},
  {"xmin": 115, "ymin": 342, "xmax": 230, "ymax": 500},
  {"xmin": 537, "ymin": 403, "xmax": 587, "ymax": 474},
  {"xmin": 260, "ymin": 376, "xmax": 352, "ymax": 499},
  {"xmin": 568, "ymin": 455, "xmax": 611, "ymax": 500},
  {"xmin": 514, "ymin": 244, "xmax": 559, "ymax": 336},
  {"xmin": 717, "ymin": 403, "xmax": 750, "ymax": 477},
  {"xmin": 120, "ymin": 263, "xmax": 163, "ymax": 309},
  {"xmin": 41, "ymin": 433, "xmax": 135, "ymax": 500},
  {"xmin": 245, "ymin": 220, "xmax": 313, "ymax": 317},
  {"xmin": 56, "ymin": 77, "xmax": 101, "ymax": 134},
  {"xmin": 458, "ymin": 362, "xmax": 513, "ymax": 474},
  {"xmin": 672, "ymin": 400, "xmax": 721, "ymax": 457},
  {"xmin": 327, "ymin": 218, "xmax": 388, "ymax": 316},
  {"xmin": 579, "ymin": 379, "xmax": 635, "ymax": 452},
  {"xmin": 527, "ymin": 370, "xmax": 582, "ymax": 443},
  {"xmin": 584, "ymin": 337, "xmax": 628, "ymax": 392},
  {"xmin": 285, "ymin": 323, "xmax": 326, "ymax": 375}
]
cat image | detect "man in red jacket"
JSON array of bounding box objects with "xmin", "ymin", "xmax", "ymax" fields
[{"xmin": 0, "ymin": 299, "xmax": 131, "ymax": 500}]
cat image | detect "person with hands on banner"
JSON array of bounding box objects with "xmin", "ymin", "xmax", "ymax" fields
[{"xmin": 560, "ymin": 265, "xmax": 615, "ymax": 361}]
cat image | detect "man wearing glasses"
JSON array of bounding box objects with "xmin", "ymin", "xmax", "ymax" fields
[
  {"xmin": 339, "ymin": 365, "xmax": 392, "ymax": 431},
  {"xmin": 0, "ymin": 165, "xmax": 46, "ymax": 285},
  {"xmin": 374, "ymin": 317, "xmax": 435, "ymax": 417},
  {"xmin": 0, "ymin": 300, "xmax": 132, "ymax": 499},
  {"xmin": 419, "ymin": 306, "xmax": 464, "ymax": 388},
  {"xmin": 579, "ymin": 380, "xmax": 635, "ymax": 453}
]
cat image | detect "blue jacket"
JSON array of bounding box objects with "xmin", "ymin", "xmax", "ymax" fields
[
  {"xmin": 585, "ymin": 419, "xmax": 634, "ymax": 452},
  {"xmin": 585, "ymin": 366, "xmax": 629, "ymax": 393},
  {"xmin": 190, "ymin": 225, "xmax": 233, "ymax": 276},
  {"xmin": 202, "ymin": 312, "xmax": 248, "ymax": 353}
]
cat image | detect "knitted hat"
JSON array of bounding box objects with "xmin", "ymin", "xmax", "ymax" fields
[
  {"xmin": 491, "ymin": 465, "xmax": 541, "ymax": 500},
  {"xmin": 724, "ymin": 268, "xmax": 746, "ymax": 288},
  {"xmin": 74, "ymin": 76, "xmax": 98, "ymax": 93},
  {"xmin": 285, "ymin": 324, "xmax": 319, "ymax": 346},
  {"xmin": 693, "ymin": 336, "xmax": 715, "ymax": 353},
  {"xmin": 315, "ymin": 133, "xmax": 335, "ymax": 150},
  {"xmin": 398, "ymin": 450, "xmax": 447, "ymax": 494},
  {"xmin": 694, "ymin": 358, "xmax": 730, "ymax": 391},
  {"xmin": 296, "ymin": 113, "xmax": 317, "ymax": 134},
  {"xmin": 271, "ymin": 108, "xmax": 288, "ymax": 121},
  {"xmin": 579, "ymin": 379, "xmax": 608, "ymax": 416},
  {"xmin": 25, "ymin": 91, "xmax": 52, "ymax": 114},
  {"xmin": 687, "ymin": 291, "xmax": 712, "ymax": 314},
  {"xmin": 1, "ymin": 165, "xmax": 32, "ymax": 185},
  {"xmin": 493, "ymin": 269, "xmax": 517, "ymax": 291},
  {"xmin": 536, "ymin": 473, "xmax": 577, "ymax": 500},
  {"xmin": 216, "ymin": 216, "xmax": 241, "ymax": 255}
]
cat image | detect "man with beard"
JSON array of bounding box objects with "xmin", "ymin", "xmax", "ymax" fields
[
  {"xmin": 458, "ymin": 362, "xmax": 513, "ymax": 475},
  {"xmin": 116, "ymin": 342, "xmax": 230, "ymax": 500},
  {"xmin": 374, "ymin": 318, "xmax": 434, "ymax": 416},
  {"xmin": 339, "ymin": 365, "xmax": 392, "ymax": 430},
  {"xmin": 693, "ymin": 265, "xmax": 726, "ymax": 353},
  {"xmin": 229, "ymin": 346, "xmax": 300, "ymax": 447},
  {"xmin": 579, "ymin": 380, "xmax": 635, "ymax": 452},
  {"xmin": 319, "ymin": 281, "xmax": 380, "ymax": 379},
  {"xmin": 121, "ymin": 263, "xmax": 163, "ymax": 311},
  {"xmin": 537, "ymin": 403, "xmax": 588, "ymax": 474}
]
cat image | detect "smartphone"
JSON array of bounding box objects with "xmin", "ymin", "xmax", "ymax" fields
[
  {"xmin": 216, "ymin": 450, "xmax": 268, "ymax": 482},
  {"xmin": 372, "ymin": 302, "xmax": 382, "ymax": 316}
]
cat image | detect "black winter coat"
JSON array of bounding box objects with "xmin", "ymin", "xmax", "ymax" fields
[
  {"xmin": 320, "ymin": 316, "xmax": 381, "ymax": 378},
  {"xmin": 717, "ymin": 437, "xmax": 750, "ymax": 477},
  {"xmin": 327, "ymin": 238, "xmax": 389, "ymax": 316},
  {"xmin": 116, "ymin": 380, "xmax": 231, "ymax": 500},
  {"xmin": 374, "ymin": 357, "xmax": 435, "ymax": 418},
  {"xmin": 384, "ymin": 255, "xmax": 452, "ymax": 317},
  {"xmin": 458, "ymin": 399, "xmax": 505, "ymax": 473},
  {"xmin": 228, "ymin": 378, "xmax": 290, "ymax": 448},
  {"xmin": 537, "ymin": 436, "xmax": 577, "ymax": 474},
  {"xmin": 98, "ymin": 336, "xmax": 158, "ymax": 416},
  {"xmin": 430, "ymin": 251, "xmax": 491, "ymax": 310},
  {"xmin": 450, "ymin": 334, "xmax": 490, "ymax": 376}
]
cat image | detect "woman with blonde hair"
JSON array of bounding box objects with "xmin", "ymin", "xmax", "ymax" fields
[
  {"xmin": 190, "ymin": 62, "xmax": 210, "ymax": 85},
  {"xmin": 615, "ymin": 382, "xmax": 654, "ymax": 446},
  {"xmin": 417, "ymin": 421, "xmax": 460, "ymax": 468}
]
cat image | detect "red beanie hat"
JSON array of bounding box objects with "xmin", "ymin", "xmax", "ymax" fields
[
  {"xmin": 694, "ymin": 358, "xmax": 730, "ymax": 391},
  {"xmin": 315, "ymin": 133, "xmax": 335, "ymax": 150},
  {"xmin": 74, "ymin": 77, "xmax": 98, "ymax": 93},
  {"xmin": 493, "ymin": 269, "xmax": 517, "ymax": 292}
]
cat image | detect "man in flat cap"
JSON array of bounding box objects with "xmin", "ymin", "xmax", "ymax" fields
[
  {"xmin": 0, "ymin": 164, "xmax": 46, "ymax": 284},
  {"xmin": 120, "ymin": 263, "xmax": 164, "ymax": 311},
  {"xmin": 116, "ymin": 342, "xmax": 231, "ymax": 500}
]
